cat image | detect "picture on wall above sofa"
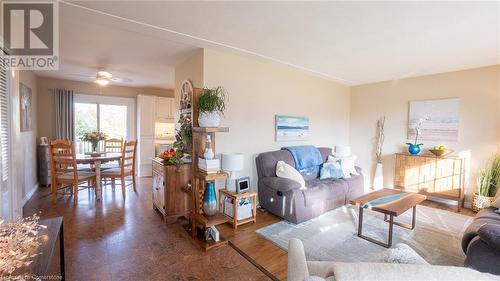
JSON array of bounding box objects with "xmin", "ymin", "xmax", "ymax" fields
[
  {"xmin": 408, "ymin": 98, "xmax": 459, "ymax": 141},
  {"xmin": 275, "ymin": 115, "xmax": 309, "ymax": 141}
]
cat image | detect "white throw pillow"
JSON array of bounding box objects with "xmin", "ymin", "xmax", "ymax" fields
[
  {"xmin": 276, "ymin": 161, "xmax": 306, "ymax": 190},
  {"xmin": 327, "ymin": 155, "xmax": 359, "ymax": 178}
]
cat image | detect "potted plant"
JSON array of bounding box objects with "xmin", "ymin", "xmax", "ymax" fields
[
  {"xmin": 472, "ymin": 153, "xmax": 500, "ymax": 212},
  {"xmin": 197, "ymin": 86, "xmax": 227, "ymax": 127},
  {"xmin": 406, "ymin": 117, "xmax": 428, "ymax": 155}
]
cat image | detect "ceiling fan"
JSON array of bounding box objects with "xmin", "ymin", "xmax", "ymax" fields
[{"xmin": 67, "ymin": 70, "xmax": 133, "ymax": 86}]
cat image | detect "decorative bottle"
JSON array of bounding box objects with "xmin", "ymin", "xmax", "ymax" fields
[
  {"xmin": 203, "ymin": 182, "xmax": 217, "ymax": 216},
  {"xmin": 203, "ymin": 135, "xmax": 215, "ymax": 159}
]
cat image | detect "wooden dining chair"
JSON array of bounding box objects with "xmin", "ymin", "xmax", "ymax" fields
[
  {"xmin": 101, "ymin": 138, "xmax": 124, "ymax": 171},
  {"xmin": 104, "ymin": 138, "xmax": 123, "ymax": 153},
  {"xmin": 49, "ymin": 140, "xmax": 97, "ymax": 204},
  {"xmin": 101, "ymin": 140, "xmax": 137, "ymax": 194}
]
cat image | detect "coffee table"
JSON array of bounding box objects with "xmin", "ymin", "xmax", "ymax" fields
[{"xmin": 349, "ymin": 188, "xmax": 426, "ymax": 248}]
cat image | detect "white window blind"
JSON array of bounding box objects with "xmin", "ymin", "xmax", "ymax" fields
[{"xmin": 0, "ymin": 52, "xmax": 9, "ymax": 182}]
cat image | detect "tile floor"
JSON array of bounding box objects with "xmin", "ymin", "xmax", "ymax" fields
[{"xmin": 24, "ymin": 178, "xmax": 270, "ymax": 281}]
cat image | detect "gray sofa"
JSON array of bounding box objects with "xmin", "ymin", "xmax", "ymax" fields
[
  {"xmin": 256, "ymin": 147, "xmax": 364, "ymax": 224},
  {"xmin": 462, "ymin": 207, "xmax": 500, "ymax": 275}
]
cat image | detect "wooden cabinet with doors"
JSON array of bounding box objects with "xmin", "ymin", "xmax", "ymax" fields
[
  {"xmin": 152, "ymin": 158, "xmax": 192, "ymax": 223},
  {"xmin": 394, "ymin": 152, "xmax": 465, "ymax": 211},
  {"xmin": 155, "ymin": 97, "xmax": 175, "ymax": 121}
]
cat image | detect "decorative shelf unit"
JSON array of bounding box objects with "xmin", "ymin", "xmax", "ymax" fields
[
  {"xmin": 187, "ymin": 89, "xmax": 231, "ymax": 251},
  {"xmin": 394, "ymin": 152, "xmax": 465, "ymax": 211}
]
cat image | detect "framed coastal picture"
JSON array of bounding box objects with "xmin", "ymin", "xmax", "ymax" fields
[
  {"xmin": 408, "ymin": 98, "xmax": 459, "ymax": 141},
  {"xmin": 275, "ymin": 115, "xmax": 309, "ymax": 141},
  {"xmin": 20, "ymin": 83, "xmax": 32, "ymax": 132}
]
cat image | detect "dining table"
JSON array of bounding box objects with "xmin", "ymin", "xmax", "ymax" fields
[{"xmin": 76, "ymin": 152, "xmax": 121, "ymax": 200}]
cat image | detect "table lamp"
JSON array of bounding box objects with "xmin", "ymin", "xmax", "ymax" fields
[
  {"xmin": 335, "ymin": 145, "xmax": 351, "ymax": 157},
  {"xmin": 222, "ymin": 153, "xmax": 244, "ymax": 192}
]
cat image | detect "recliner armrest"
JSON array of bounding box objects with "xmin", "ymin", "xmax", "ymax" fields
[
  {"xmin": 262, "ymin": 177, "xmax": 302, "ymax": 193},
  {"xmin": 478, "ymin": 223, "xmax": 500, "ymax": 252}
]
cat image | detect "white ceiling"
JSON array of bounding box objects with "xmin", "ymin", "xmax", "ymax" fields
[{"xmin": 37, "ymin": 1, "xmax": 500, "ymax": 88}]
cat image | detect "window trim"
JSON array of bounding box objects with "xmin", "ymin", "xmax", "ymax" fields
[{"xmin": 74, "ymin": 94, "xmax": 136, "ymax": 140}]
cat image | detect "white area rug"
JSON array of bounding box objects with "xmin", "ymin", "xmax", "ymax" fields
[{"xmin": 256, "ymin": 205, "xmax": 473, "ymax": 266}]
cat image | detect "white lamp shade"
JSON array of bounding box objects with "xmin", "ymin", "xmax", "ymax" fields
[
  {"xmin": 335, "ymin": 145, "xmax": 351, "ymax": 157},
  {"xmin": 222, "ymin": 153, "xmax": 244, "ymax": 171}
]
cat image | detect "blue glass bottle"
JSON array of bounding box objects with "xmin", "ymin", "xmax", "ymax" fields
[{"xmin": 203, "ymin": 182, "xmax": 217, "ymax": 216}]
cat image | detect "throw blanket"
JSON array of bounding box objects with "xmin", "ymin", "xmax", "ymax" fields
[{"xmin": 281, "ymin": 145, "xmax": 323, "ymax": 176}]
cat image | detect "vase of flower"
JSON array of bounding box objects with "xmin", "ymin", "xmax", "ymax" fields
[
  {"xmin": 81, "ymin": 131, "xmax": 106, "ymax": 153},
  {"xmin": 406, "ymin": 117, "xmax": 428, "ymax": 155},
  {"xmin": 203, "ymin": 182, "xmax": 217, "ymax": 216}
]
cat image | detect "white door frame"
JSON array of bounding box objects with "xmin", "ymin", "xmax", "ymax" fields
[{"xmin": 74, "ymin": 93, "xmax": 136, "ymax": 140}]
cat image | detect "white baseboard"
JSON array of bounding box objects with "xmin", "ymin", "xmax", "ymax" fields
[{"xmin": 22, "ymin": 183, "xmax": 38, "ymax": 206}]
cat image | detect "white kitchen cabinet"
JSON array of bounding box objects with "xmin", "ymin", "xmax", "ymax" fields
[
  {"xmin": 155, "ymin": 97, "xmax": 174, "ymax": 121},
  {"xmin": 137, "ymin": 95, "xmax": 157, "ymax": 177}
]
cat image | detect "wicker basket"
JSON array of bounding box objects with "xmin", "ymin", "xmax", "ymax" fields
[{"xmin": 472, "ymin": 193, "xmax": 495, "ymax": 212}]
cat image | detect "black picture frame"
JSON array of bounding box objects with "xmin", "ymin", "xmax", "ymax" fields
[{"xmin": 235, "ymin": 177, "xmax": 250, "ymax": 193}]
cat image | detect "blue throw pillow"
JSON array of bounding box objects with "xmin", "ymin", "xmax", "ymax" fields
[{"xmin": 320, "ymin": 161, "xmax": 343, "ymax": 180}]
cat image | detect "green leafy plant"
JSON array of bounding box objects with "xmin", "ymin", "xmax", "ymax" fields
[
  {"xmin": 477, "ymin": 153, "xmax": 500, "ymax": 197},
  {"xmin": 198, "ymin": 86, "xmax": 227, "ymax": 114}
]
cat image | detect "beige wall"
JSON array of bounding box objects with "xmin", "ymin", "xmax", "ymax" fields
[
  {"xmin": 350, "ymin": 65, "xmax": 500, "ymax": 204},
  {"xmin": 36, "ymin": 76, "xmax": 174, "ymax": 138},
  {"xmin": 174, "ymin": 49, "xmax": 204, "ymax": 117},
  {"xmin": 202, "ymin": 49, "xmax": 351, "ymax": 192},
  {"xmin": 18, "ymin": 71, "xmax": 39, "ymax": 205}
]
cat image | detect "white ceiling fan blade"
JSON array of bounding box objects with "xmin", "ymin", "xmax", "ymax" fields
[
  {"xmin": 110, "ymin": 77, "xmax": 133, "ymax": 83},
  {"xmin": 66, "ymin": 74, "xmax": 95, "ymax": 79}
]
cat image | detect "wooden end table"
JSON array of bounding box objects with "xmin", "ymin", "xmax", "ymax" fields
[
  {"xmin": 219, "ymin": 189, "xmax": 257, "ymax": 229},
  {"xmin": 349, "ymin": 188, "xmax": 426, "ymax": 248}
]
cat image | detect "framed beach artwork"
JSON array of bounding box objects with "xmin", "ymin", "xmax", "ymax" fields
[
  {"xmin": 275, "ymin": 115, "xmax": 309, "ymax": 141},
  {"xmin": 20, "ymin": 83, "xmax": 32, "ymax": 132},
  {"xmin": 408, "ymin": 98, "xmax": 459, "ymax": 141}
]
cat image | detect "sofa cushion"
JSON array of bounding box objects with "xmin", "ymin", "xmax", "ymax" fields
[
  {"xmin": 276, "ymin": 161, "xmax": 306, "ymax": 189},
  {"xmin": 258, "ymin": 150, "xmax": 296, "ymax": 178},
  {"xmin": 262, "ymin": 177, "xmax": 302, "ymax": 193},
  {"xmin": 320, "ymin": 162, "xmax": 343, "ymax": 180},
  {"xmin": 328, "ymin": 155, "xmax": 359, "ymax": 178},
  {"xmin": 304, "ymin": 179, "xmax": 348, "ymax": 206}
]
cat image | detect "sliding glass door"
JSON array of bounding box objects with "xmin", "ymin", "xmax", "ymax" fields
[{"xmin": 74, "ymin": 94, "xmax": 135, "ymax": 154}]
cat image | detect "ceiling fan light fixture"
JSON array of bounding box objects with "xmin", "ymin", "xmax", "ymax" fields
[
  {"xmin": 97, "ymin": 71, "xmax": 112, "ymax": 79},
  {"xmin": 95, "ymin": 78, "xmax": 109, "ymax": 86}
]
